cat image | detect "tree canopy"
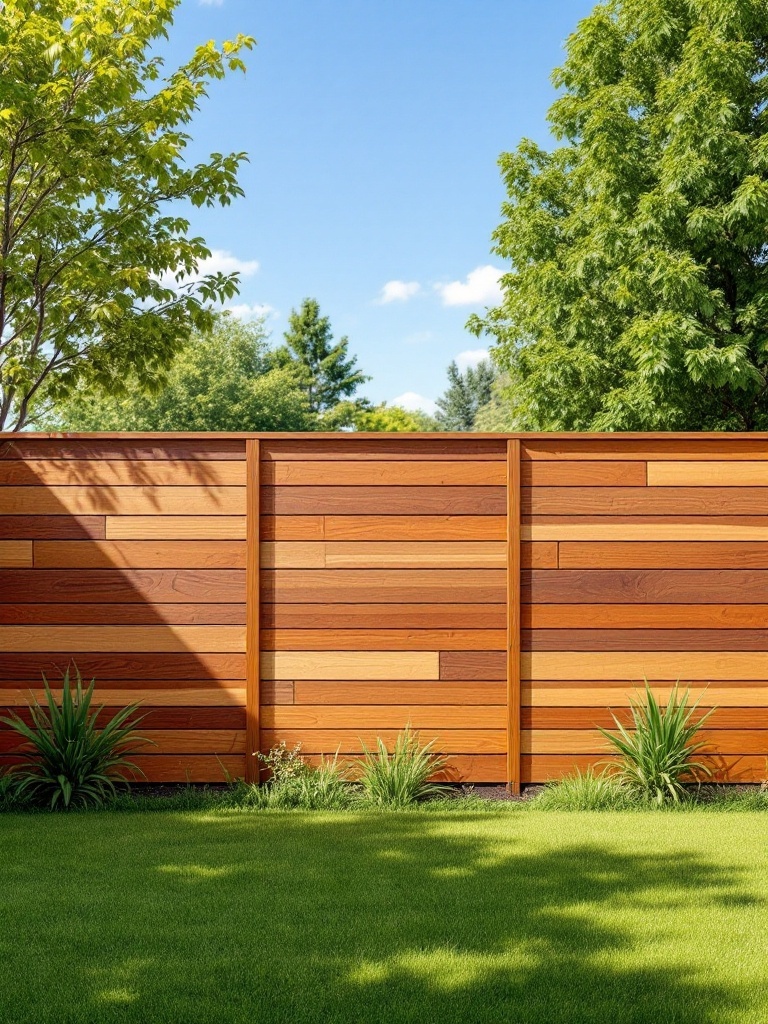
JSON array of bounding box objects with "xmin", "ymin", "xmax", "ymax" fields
[
  {"xmin": 0, "ymin": 0, "xmax": 253, "ymax": 429},
  {"xmin": 435, "ymin": 358, "xmax": 496, "ymax": 431},
  {"xmin": 470, "ymin": 0, "xmax": 768, "ymax": 430}
]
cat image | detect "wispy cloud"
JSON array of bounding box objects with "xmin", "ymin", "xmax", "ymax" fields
[
  {"xmin": 377, "ymin": 280, "xmax": 421, "ymax": 304},
  {"xmin": 199, "ymin": 0, "xmax": 224, "ymax": 6},
  {"xmin": 391, "ymin": 391, "xmax": 437, "ymax": 415},
  {"xmin": 225, "ymin": 303, "xmax": 277, "ymax": 320},
  {"xmin": 435, "ymin": 265, "xmax": 503, "ymax": 307},
  {"xmin": 455, "ymin": 348, "xmax": 490, "ymax": 371}
]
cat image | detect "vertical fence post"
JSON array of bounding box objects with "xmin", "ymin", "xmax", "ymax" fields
[
  {"xmin": 507, "ymin": 438, "xmax": 522, "ymax": 795},
  {"xmin": 245, "ymin": 438, "xmax": 261, "ymax": 783}
]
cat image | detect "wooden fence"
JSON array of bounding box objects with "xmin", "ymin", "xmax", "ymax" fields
[{"xmin": 1, "ymin": 431, "xmax": 768, "ymax": 788}]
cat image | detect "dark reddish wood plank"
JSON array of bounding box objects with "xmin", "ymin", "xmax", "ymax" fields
[
  {"xmin": 524, "ymin": 487, "xmax": 768, "ymax": 516},
  {"xmin": 261, "ymin": 603, "xmax": 507, "ymax": 629},
  {"xmin": 559, "ymin": 541, "xmax": 768, "ymax": 569},
  {"xmin": 0, "ymin": 438, "xmax": 246, "ymax": 460},
  {"xmin": 4, "ymin": 707, "xmax": 246, "ymax": 729},
  {"xmin": 0, "ymin": 653, "xmax": 245, "ymax": 680},
  {"xmin": 0, "ymin": 569, "xmax": 245, "ymax": 603},
  {"xmin": 0, "ymin": 604, "xmax": 247, "ymax": 625},
  {"xmin": 523, "ymin": 569, "xmax": 768, "ymax": 604},
  {"xmin": 439, "ymin": 651, "xmax": 506, "ymax": 680},
  {"xmin": 0, "ymin": 516, "xmax": 106, "ymax": 539},
  {"xmin": 260, "ymin": 680, "xmax": 294, "ymax": 705},
  {"xmin": 262, "ymin": 569, "xmax": 506, "ymax": 604},
  {"xmin": 262, "ymin": 486, "xmax": 506, "ymax": 516}
]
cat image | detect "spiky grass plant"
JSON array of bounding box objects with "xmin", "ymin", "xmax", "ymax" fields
[
  {"xmin": 534, "ymin": 767, "xmax": 637, "ymax": 811},
  {"xmin": 1, "ymin": 666, "xmax": 149, "ymax": 809},
  {"xmin": 355, "ymin": 726, "xmax": 448, "ymax": 808},
  {"xmin": 599, "ymin": 681, "xmax": 715, "ymax": 805}
]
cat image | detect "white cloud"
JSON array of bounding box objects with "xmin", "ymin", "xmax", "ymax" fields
[
  {"xmin": 455, "ymin": 348, "xmax": 490, "ymax": 371},
  {"xmin": 199, "ymin": 0, "xmax": 224, "ymax": 6},
  {"xmin": 160, "ymin": 249, "xmax": 260, "ymax": 290},
  {"xmin": 378, "ymin": 280, "xmax": 421, "ymax": 304},
  {"xmin": 390, "ymin": 391, "xmax": 437, "ymax": 415},
  {"xmin": 225, "ymin": 303, "xmax": 276, "ymax": 320},
  {"xmin": 435, "ymin": 265, "xmax": 503, "ymax": 307}
]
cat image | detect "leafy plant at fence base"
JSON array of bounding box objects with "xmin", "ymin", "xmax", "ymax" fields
[
  {"xmin": 534, "ymin": 767, "xmax": 637, "ymax": 811},
  {"xmin": 254, "ymin": 743, "xmax": 354, "ymax": 809},
  {"xmin": 599, "ymin": 681, "xmax": 715, "ymax": 805},
  {"xmin": 355, "ymin": 726, "xmax": 448, "ymax": 808},
  {"xmin": 1, "ymin": 666, "xmax": 149, "ymax": 809}
]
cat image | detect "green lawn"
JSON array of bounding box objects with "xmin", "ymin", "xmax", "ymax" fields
[{"xmin": 2, "ymin": 808, "xmax": 768, "ymax": 1023}]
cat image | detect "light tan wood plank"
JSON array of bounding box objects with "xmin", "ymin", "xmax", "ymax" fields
[
  {"xmin": 260, "ymin": 728, "xmax": 505, "ymax": 754},
  {"xmin": 0, "ymin": 686, "xmax": 247, "ymax": 707},
  {"xmin": 260, "ymin": 651, "xmax": 440, "ymax": 680},
  {"xmin": 264, "ymin": 629, "xmax": 506, "ymax": 650},
  {"xmin": 292, "ymin": 682, "xmax": 507, "ymax": 704},
  {"xmin": 259, "ymin": 542, "xmax": 326, "ymax": 569},
  {"xmin": 0, "ymin": 487, "xmax": 246, "ymax": 515},
  {"xmin": 323, "ymin": 516, "xmax": 507, "ymax": 541},
  {"xmin": 261, "ymin": 516, "xmax": 325, "ymax": 540},
  {"xmin": 262, "ymin": 705, "xmax": 506, "ymax": 729},
  {"xmin": 260, "ymin": 541, "xmax": 507, "ymax": 569},
  {"xmin": 0, "ymin": 625, "xmax": 245, "ymax": 652},
  {"xmin": 0, "ymin": 460, "xmax": 246, "ymax": 486},
  {"xmin": 34, "ymin": 540, "xmax": 246, "ymax": 569},
  {"xmin": 649, "ymin": 462, "xmax": 768, "ymax": 486},
  {"xmin": 263, "ymin": 460, "xmax": 506, "ymax": 486},
  {"xmin": 524, "ymin": 682, "xmax": 768, "ymax": 707},
  {"xmin": 106, "ymin": 516, "xmax": 247, "ymax": 540},
  {"xmin": 0, "ymin": 541, "xmax": 32, "ymax": 567},
  {"xmin": 525, "ymin": 522, "xmax": 768, "ymax": 541},
  {"xmin": 525, "ymin": 651, "xmax": 768, "ymax": 681},
  {"xmin": 523, "ymin": 730, "xmax": 613, "ymax": 754}
]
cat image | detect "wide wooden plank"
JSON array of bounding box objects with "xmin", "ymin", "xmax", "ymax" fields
[
  {"xmin": 260, "ymin": 541, "xmax": 507, "ymax": 569},
  {"xmin": 524, "ymin": 728, "xmax": 768, "ymax": 756},
  {"xmin": 0, "ymin": 652, "xmax": 245, "ymax": 679},
  {"xmin": 521, "ymin": 440, "xmax": 768, "ymax": 461},
  {"xmin": 263, "ymin": 460, "xmax": 505, "ymax": 486},
  {"xmin": 526, "ymin": 628, "xmax": 768, "ymax": 651},
  {"xmin": 522, "ymin": 462, "xmax": 647, "ymax": 487},
  {"xmin": 559, "ymin": 541, "xmax": 768, "ymax": 569},
  {"xmin": 261, "ymin": 680, "xmax": 294, "ymax": 705},
  {"xmin": 0, "ymin": 438, "xmax": 247, "ymax": 461},
  {"xmin": 525, "ymin": 651, "xmax": 768, "ymax": 681},
  {"xmin": 262, "ymin": 604, "xmax": 507, "ymax": 629},
  {"xmin": 264, "ymin": 629, "xmax": 506, "ymax": 651},
  {"xmin": 0, "ymin": 568, "xmax": 245, "ymax": 603},
  {"xmin": 0, "ymin": 460, "xmax": 245, "ymax": 486},
  {"xmin": 0, "ymin": 541, "xmax": 32, "ymax": 567},
  {"xmin": 293, "ymin": 681, "xmax": 507, "ymax": 704},
  {"xmin": 33, "ymin": 540, "xmax": 246, "ymax": 569},
  {"xmin": 526, "ymin": 604, "xmax": 768, "ymax": 629},
  {"xmin": 260, "ymin": 728, "xmax": 506, "ymax": 754},
  {"xmin": 6, "ymin": 706, "xmax": 246, "ymax": 729},
  {"xmin": 263, "ymin": 486, "xmax": 506, "ymax": 516},
  {"xmin": 0, "ymin": 686, "xmax": 246, "ymax": 707},
  {"xmin": 106, "ymin": 516, "xmax": 246, "ymax": 540},
  {"xmin": 262, "ymin": 705, "xmax": 506, "ymax": 729},
  {"xmin": 440, "ymin": 652, "xmax": 506, "ymax": 680},
  {"xmin": 0, "ymin": 604, "xmax": 246, "ymax": 625},
  {"xmin": 261, "ymin": 439, "xmax": 506, "ymax": 460},
  {"xmin": 524, "ymin": 707, "xmax": 768, "ymax": 729},
  {"xmin": 263, "ymin": 569, "xmax": 506, "ymax": 604},
  {"xmin": 260, "ymin": 516, "xmax": 325, "ymax": 540},
  {"xmin": 323, "ymin": 516, "xmax": 507, "ymax": 541},
  {"xmin": 0, "ymin": 728, "xmax": 245, "ymax": 756},
  {"xmin": 524, "ymin": 682, "xmax": 768, "ymax": 707},
  {"xmin": 649, "ymin": 462, "xmax": 768, "ymax": 486},
  {"xmin": 524, "ymin": 569, "xmax": 768, "ymax": 604},
  {"xmin": 526, "ymin": 518, "xmax": 768, "ymax": 541},
  {"xmin": 524, "ymin": 487, "xmax": 768, "ymax": 516},
  {"xmin": 0, "ymin": 486, "xmax": 246, "ymax": 516},
  {"xmin": 260, "ymin": 651, "xmax": 440, "ymax": 681},
  {"xmin": 0, "ymin": 515, "xmax": 106, "ymax": 539},
  {"xmin": 0, "ymin": 625, "xmax": 245, "ymax": 653},
  {"xmin": 521, "ymin": 754, "xmax": 768, "ymax": 784}
]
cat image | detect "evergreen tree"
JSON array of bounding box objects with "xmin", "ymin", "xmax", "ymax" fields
[{"xmin": 435, "ymin": 359, "xmax": 496, "ymax": 431}]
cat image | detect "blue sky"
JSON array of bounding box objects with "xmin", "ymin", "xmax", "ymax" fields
[{"xmin": 167, "ymin": 0, "xmax": 596, "ymax": 412}]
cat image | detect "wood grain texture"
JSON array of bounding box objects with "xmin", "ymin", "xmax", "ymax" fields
[
  {"xmin": 522, "ymin": 461, "xmax": 647, "ymax": 487},
  {"xmin": 521, "ymin": 440, "xmax": 766, "ymax": 461},
  {"xmin": 263, "ymin": 629, "xmax": 506, "ymax": 650},
  {"xmin": 524, "ymin": 487, "xmax": 768, "ymax": 516},
  {"xmin": 261, "ymin": 541, "xmax": 507, "ymax": 569},
  {"xmin": 262, "ymin": 569, "xmax": 506, "ymax": 604},
  {"xmin": 260, "ymin": 650, "xmax": 440, "ymax": 681},
  {"xmin": 263, "ymin": 460, "xmax": 505, "ymax": 486},
  {"xmin": 262, "ymin": 486, "xmax": 506, "ymax": 516},
  {"xmin": 0, "ymin": 603, "xmax": 246, "ymax": 625},
  {"xmin": 524, "ymin": 682, "xmax": 768, "ymax": 707},
  {"xmin": 523, "ymin": 728, "xmax": 768, "ymax": 756},
  {"xmin": 523, "ymin": 706, "xmax": 766, "ymax": 729},
  {"xmin": 0, "ymin": 515, "xmax": 106, "ymax": 539},
  {"xmin": 648, "ymin": 462, "xmax": 768, "ymax": 486},
  {"xmin": 292, "ymin": 681, "xmax": 506, "ymax": 704},
  {"xmin": 0, "ymin": 568, "xmax": 245, "ymax": 603},
  {"xmin": 260, "ymin": 728, "xmax": 506, "ymax": 754},
  {"xmin": 525, "ymin": 650, "xmax": 768, "ymax": 680},
  {"xmin": 0, "ymin": 728, "xmax": 246, "ymax": 756},
  {"xmin": 526, "ymin": 519, "xmax": 768, "ymax": 541},
  {"xmin": 521, "ymin": 754, "xmax": 768, "ymax": 784},
  {"xmin": 0, "ymin": 438, "xmax": 247, "ymax": 461},
  {"xmin": 106, "ymin": 516, "xmax": 246, "ymax": 539},
  {"xmin": 558, "ymin": 541, "xmax": 768, "ymax": 569},
  {"xmin": 262, "ymin": 705, "xmax": 506, "ymax": 729},
  {"xmin": 525, "ymin": 628, "xmax": 768, "ymax": 651},
  {"xmin": 322, "ymin": 516, "xmax": 507, "ymax": 541},
  {"xmin": 0, "ymin": 541, "xmax": 32, "ymax": 567},
  {"xmin": 0, "ymin": 460, "xmax": 245, "ymax": 486},
  {"xmin": 0, "ymin": 687, "xmax": 246, "ymax": 706},
  {"xmin": 260, "ymin": 438, "xmax": 507, "ymax": 460},
  {"xmin": 7, "ymin": 706, "xmax": 246, "ymax": 729},
  {"xmin": 0, "ymin": 625, "xmax": 245, "ymax": 652},
  {"xmin": 525, "ymin": 604, "xmax": 768, "ymax": 629},
  {"xmin": 523, "ymin": 569, "xmax": 768, "ymax": 604},
  {"xmin": 260, "ymin": 680, "xmax": 294, "ymax": 705},
  {"xmin": 440, "ymin": 651, "xmax": 506, "ymax": 680},
  {"xmin": 262, "ymin": 604, "xmax": 507, "ymax": 628},
  {"xmin": 33, "ymin": 540, "xmax": 246, "ymax": 569},
  {"xmin": 0, "ymin": 486, "xmax": 246, "ymax": 516},
  {"xmin": 0, "ymin": 652, "xmax": 245, "ymax": 679}
]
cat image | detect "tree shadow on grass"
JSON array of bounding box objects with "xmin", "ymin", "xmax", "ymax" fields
[{"xmin": 0, "ymin": 811, "xmax": 760, "ymax": 1024}]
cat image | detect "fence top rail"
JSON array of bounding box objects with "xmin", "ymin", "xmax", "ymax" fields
[{"xmin": 3, "ymin": 431, "xmax": 768, "ymax": 442}]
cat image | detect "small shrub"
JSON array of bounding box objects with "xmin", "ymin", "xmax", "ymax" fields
[
  {"xmin": 253, "ymin": 744, "xmax": 355, "ymax": 809},
  {"xmin": 534, "ymin": 767, "xmax": 637, "ymax": 811},
  {"xmin": 1, "ymin": 666, "xmax": 149, "ymax": 810},
  {"xmin": 257, "ymin": 741, "xmax": 309, "ymax": 785},
  {"xmin": 600, "ymin": 681, "xmax": 715, "ymax": 805},
  {"xmin": 355, "ymin": 726, "xmax": 447, "ymax": 808}
]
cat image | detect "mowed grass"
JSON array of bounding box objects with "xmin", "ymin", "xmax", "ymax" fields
[{"xmin": 2, "ymin": 809, "xmax": 768, "ymax": 1024}]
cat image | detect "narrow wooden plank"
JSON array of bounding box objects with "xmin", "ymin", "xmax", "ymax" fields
[
  {"xmin": 259, "ymin": 542, "xmax": 326, "ymax": 569},
  {"xmin": 260, "ymin": 651, "xmax": 440, "ymax": 681},
  {"xmin": 246, "ymin": 439, "xmax": 260, "ymax": 784},
  {"xmin": 0, "ymin": 728, "xmax": 246, "ymax": 756},
  {"xmin": 521, "ymin": 439, "xmax": 768, "ymax": 461},
  {"xmin": 33, "ymin": 540, "xmax": 246, "ymax": 569},
  {"xmin": 7, "ymin": 706, "xmax": 246, "ymax": 729},
  {"xmin": 0, "ymin": 516, "xmax": 106, "ymax": 540},
  {"xmin": 0, "ymin": 687, "xmax": 247, "ymax": 707},
  {"xmin": 260, "ymin": 541, "xmax": 507, "ymax": 569},
  {"xmin": 261, "ymin": 439, "xmax": 506, "ymax": 460},
  {"xmin": 0, "ymin": 625, "xmax": 245, "ymax": 652},
  {"xmin": 0, "ymin": 568, "xmax": 245, "ymax": 603},
  {"xmin": 522, "ymin": 461, "xmax": 647, "ymax": 487},
  {"xmin": 323, "ymin": 515, "xmax": 507, "ymax": 541},
  {"xmin": 0, "ymin": 438, "xmax": 247, "ymax": 461},
  {"xmin": 293, "ymin": 682, "xmax": 507, "ymax": 704},
  {"xmin": 525, "ymin": 650, "xmax": 768, "ymax": 681},
  {"xmin": 521, "ymin": 754, "xmax": 768, "ymax": 784},
  {"xmin": 526, "ymin": 604, "xmax": 768, "ymax": 629},
  {"xmin": 0, "ymin": 652, "xmax": 245, "ymax": 680},
  {"xmin": 0, "ymin": 603, "xmax": 247, "ymax": 625},
  {"xmin": 260, "ymin": 516, "xmax": 325, "ymax": 540},
  {"xmin": 525, "ymin": 682, "xmax": 768, "ymax": 707},
  {"xmin": 260, "ymin": 728, "xmax": 506, "ymax": 754},
  {"xmin": 524, "ymin": 569, "xmax": 768, "ymax": 604},
  {"xmin": 440, "ymin": 651, "xmax": 506, "ymax": 681},
  {"xmin": 262, "ymin": 705, "xmax": 506, "ymax": 729},
  {"xmin": 263, "ymin": 486, "xmax": 506, "ymax": 516},
  {"xmin": 559, "ymin": 541, "xmax": 768, "ymax": 569},
  {"xmin": 262, "ymin": 629, "xmax": 506, "ymax": 651},
  {"xmin": 262, "ymin": 604, "xmax": 507, "ymax": 629},
  {"xmin": 0, "ymin": 541, "xmax": 32, "ymax": 567},
  {"xmin": 526, "ymin": 628, "xmax": 768, "ymax": 651},
  {"xmin": 648, "ymin": 462, "xmax": 768, "ymax": 486},
  {"xmin": 0, "ymin": 460, "xmax": 246, "ymax": 486},
  {"xmin": 524, "ymin": 707, "xmax": 768, "ymax": 729},
  {"xmin": 524, "ymin": 728, "xmax": 768, "ymax": 756},
  {"xmin": 263, "ymin": 569, "xmax": 506, "ymax": 604},
  {"xmin": 507, "ymin": 438, "xmax": 521, "ymax": 795},
  {"xmin": 263, "ymin": 460, "xmax": 505, "ymax": 486},
  {"xmin": 0, "ymin": 486, "xmax": 246, "ymax": 516},
  {"xmin": 524, "ymin": 487, "xmax": 768, "ymax": 516},
  {"xmin": 296, "ymin": 752, "xmax": 507, "ymax": 782},
  {"xmin": 106, "ymin": 516, "xmax": 247, "ymax": 540},
  {"xmin": 526, "ymin": 519, "xmax": 768, "ymax": 541}
]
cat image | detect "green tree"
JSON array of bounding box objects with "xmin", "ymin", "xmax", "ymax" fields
[
  {"xmin": 470, "ymin": 0, "xmax": 768, "ymax": 431},
  {"xmin": 50, "ymin": 314, "xmax": 312, "ymax": 431},
  {"xmin": 349, "ymin": 402, "xmax": 438, "ymax": 432},
  {"xmin": 0, "ymin": 0, "xmax": 253, "ymax": 429},
  {"xmin": 273, "ymin": 298, "xmax": 369, "ymax": 423},
  {"xmin": 435, "ymin": 359, "xmax": 496, "ymax": 431}
]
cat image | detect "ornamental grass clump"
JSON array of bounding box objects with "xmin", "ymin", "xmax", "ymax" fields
[
  {"xmin": 254, "ymin": 743, "xmax": 354, "ymax": 809},
  {"xmin": 1, "ymin": 666, "xmax": 149, "ymax": 810},
  {"xmin": 356, "ymin": 726, "xmax": 447, "ymax": 808},
  {"xmin": 534, "ymin": 767, "xmax": 637, "ymax": 811},
  {"xmin": 599, "ymin": 681, "xmax": 715, "ymax": 805}
]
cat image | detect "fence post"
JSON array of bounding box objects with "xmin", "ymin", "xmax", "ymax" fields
[
  {"xmin": 245, "ymin": 438, "xmax": 261, "ymax": 783},
  {"xmin": 507, "ymin": 438, "xmax": 522, "ymax": 795}
]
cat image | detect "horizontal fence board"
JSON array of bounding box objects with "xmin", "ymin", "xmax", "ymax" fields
[
  {"xmin": 106, "ymin": 516, "xmax": 247, "ymax": 540},
  {"xmin": 524, "ymin": 682, "xmax": 768, "ymax": 707},
  {"xmin": 0, "ymin": 625, "xmax": 245, "ymax": 653},
  {"xmin": 0, "ymin": 685, "xmax": 246, "ymax": 707},
  {"xmin": 262, "ymin": 486, "xmax": 507, "ymax": 516},
  {"xmin": 523, "ymin": 707, "xmax": 766, "ymax": 729},
  {"xmin": 525, "ymin": 628, "xmax": 768, "ymax": 651},
  {"xmin": 263, "ymin": 569, "xmax": 506, "ymax": 604},
  {"xmin": 0, "ymin": 438, "xmax": 247, "ymax": 461},
  {"xmin": 559, "ymin": 541, "xmax": 768, "ymax": 569},
  {"xmin": 523, "ymin": 569, "xmax": 768, "ymax": 604},
  {"xmin": 525, "ymin": 604, "xmax": 768, "ymax": 629},
  {"xmin": 0, "ymin": 515, "xmax": 106, "ymax": 539},
  {"xmin": 521, "ymin": 754, "xmax": 768, "ymax": 784},
  {"xmin": 261, "ymin": 439, "xmax": 507, "ymax": 460},
  {"xmin": 262, "ymin": 705, "xmax": 506, "ymax": 729},
  {"xmin": 262, "ymin": 603, "xmax": 508, "ymax": 629},
  {"xmin": 0, "ymin": 728, "xmax": 245, "ymax": 756},
  {"xmin": 6, "ymin": 706, "xmax": 246, "ymax": 729},
  {"xmin": 526, "ymin": 518, "xmax": 768, "ymax": 541},
  {"xmin": 260, "ymin": 541, "xmax": 508, "ymax": 569},
  {"xmin": 0, "ymin": 541, "xmax": 32, "ymax": 567},
  {"xmin": 260, "ymin": 728, "xmax": 506, "ymax": 754},
  {"xmin": 0, "ymin": 486, "xmax": 246, "ymax": 516},
  {"xmin": 0, "ymin": 460, "xmax": 246, "ymax": 487},
  {"xmin": 525, "ymin": 651, "xmax": 768, "ymax": 680},
  {"xmin": 262, "ymin": 460, "xmax": 506, "ymax": 486},
  {"xmin": 523, "ymin": 728, "xmax": 768, "ymax": 756},
  {"xmin": 521, "ymin": 440, "xmax": 768, "ymax": 461},
  {"xmin": 525, "ymin": 487, "xmax": 768, "ymax": 516},
  {"xmin": 440, "ymin": 652, "xmax": 506, "ymax": 680},
  {"xmin": 260, "ymin": 651, "xmax": 440, "ymax": 681},
  {"xmin": 260, "ymin": 680, "xmax": 294, "ymax": 705},
  {"xmin": 291, "ymin": 682, "xmax": 507, "ymax": 704},
  {"xmin": 0, "ymin": 568, "xmax": 245, "ymax": 603},
  {"xmin": 0, "ymin": 652, "xmax": 245, "ymax": 680},
  {"xmin": 648, "ymin": 462, "xmax": 768, "ymax": 486},
  {"xmin": 33, "ymin": 540, "xmax": 246, "ymax": 569},
  {"xmin": 0, "ymin": 603, "xmax": 246, "ymax": 625},
  {"xmin": 522, "ymin": 462, "xmax": 647, "ymax": 487},
  {"xmin": 322, "ymin": 516, "xmax": 508, "ymax": 541},
  {"xmin": 263, "ymin": 629, "xmax": 506, "ymax": 651}
]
